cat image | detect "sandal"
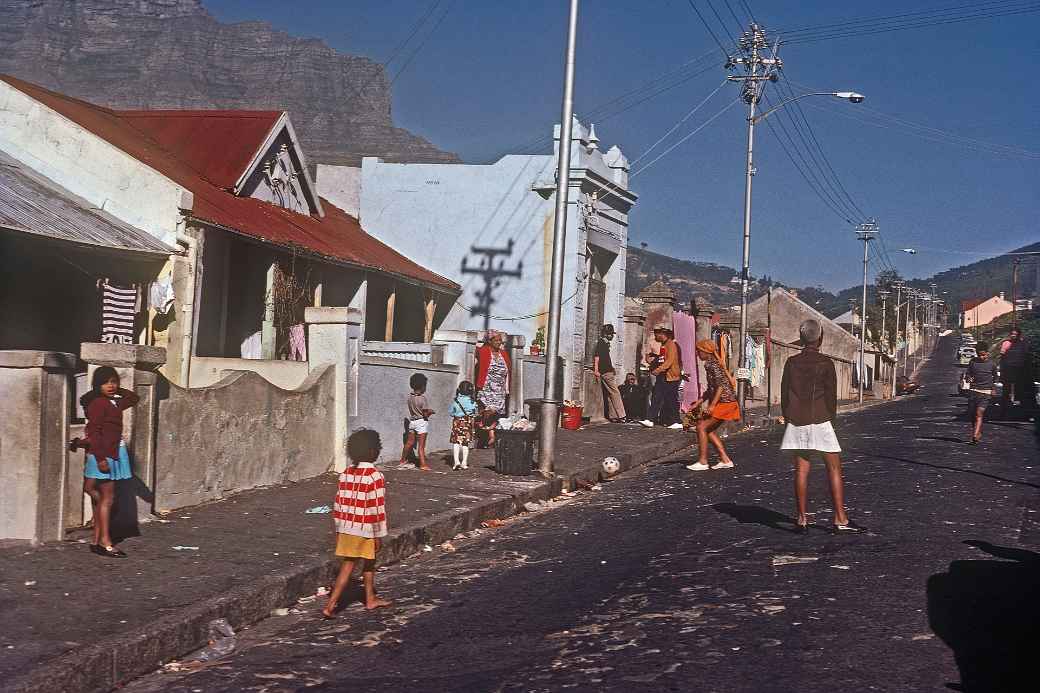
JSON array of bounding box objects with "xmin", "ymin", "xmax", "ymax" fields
[
  {"xmin": 830, "ymin": 521, "xmax": 866, "ymax": 535},
  {"xmin": 98, "ymin": 545, "xmax": 127, "ymax": 558}
]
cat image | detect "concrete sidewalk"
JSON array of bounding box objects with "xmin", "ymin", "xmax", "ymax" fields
[{"xmin": 0, "ymin": 424, "xmax": 693, "ymax": 693}]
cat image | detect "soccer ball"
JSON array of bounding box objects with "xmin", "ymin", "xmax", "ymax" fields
[{"xmin": 601, "ymin": 456, "xmax": 621, "ymax": 477}]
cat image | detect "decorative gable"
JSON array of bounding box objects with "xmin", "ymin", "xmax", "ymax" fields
[{"xmin": 234, "ymin": 114, "xmax": 323, "ymax": 217}]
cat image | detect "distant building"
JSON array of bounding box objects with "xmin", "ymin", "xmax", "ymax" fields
[
  {"xmin": 960, "ymin": 293, "xmax": 1014, "ymax": 328},
  {"xmin": 317, "ymin": 118, "xmax": 637, "ymax": 401}
]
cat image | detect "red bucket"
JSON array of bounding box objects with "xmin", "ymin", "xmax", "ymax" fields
[{"xmin": 561, "ymin": 405, "xmax": 583, "ymax": 430}]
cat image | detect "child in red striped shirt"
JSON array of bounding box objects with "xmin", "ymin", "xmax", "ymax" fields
[{"xmin": 323, "ymin": 429, "xmax": 392, "ymax": 618}]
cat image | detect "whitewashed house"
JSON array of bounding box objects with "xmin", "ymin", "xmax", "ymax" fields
[{"xmin": 317, "ymin": 118, "xmax": 637, "ymax": 405}]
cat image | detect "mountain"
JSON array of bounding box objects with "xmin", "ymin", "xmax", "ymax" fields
[
  {"xmin": 0, "ymin": 0, "xmax": 459, "ymax": 166},
  {"xmin": 626, "ymin": 241, "xmax": 1040, "ymax": 321},
  {"xmin": 626, "ymin": 246, "xmax": 760, "ymax": 308},
  {"xmin": 917, "ymin": 241, "xmax": 1040, "ymax": 314}
]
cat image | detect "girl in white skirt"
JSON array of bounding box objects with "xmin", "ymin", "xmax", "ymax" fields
[{"xmin": 780, "ymin": 319, "xmax": 863, "ymax": 535}]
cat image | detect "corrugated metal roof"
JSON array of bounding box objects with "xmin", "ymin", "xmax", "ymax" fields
[
  {"xmin": 0, "ymin": 75, "xmax": 459, "ymax": 293},
  {"xmin": 0, "ymin": 150, "xmax": 175, "ymax": 256},
  {"xmin": 118, "ymin": 110, "xmax": 282, "ymax": 189}
]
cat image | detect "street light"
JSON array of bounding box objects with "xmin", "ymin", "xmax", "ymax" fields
[{"xmin": 727, "ymin": 23, "xmax": 865, "ymax": 413}]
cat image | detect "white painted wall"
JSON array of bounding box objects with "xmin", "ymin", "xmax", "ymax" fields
[
  {"xmin": 317, "ymin": 119, "xmax": 636, "ymax": 399},
  {"xmin": 0, "ymin": 81, "xmax": 189, "ymax": 245}
]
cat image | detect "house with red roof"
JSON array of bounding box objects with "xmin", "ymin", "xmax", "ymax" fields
[
  {"xmin": 0, "ymin": 75, "xmax": 459, "ymax": 384},
  {"xmin": 960, "ymin": 293, "xmax": 1013, "ymax": 328}
]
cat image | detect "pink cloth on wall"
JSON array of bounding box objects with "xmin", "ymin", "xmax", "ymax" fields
[{"xmin": 673, "ymin": 311, "xmax": 701, "ymax": 411}]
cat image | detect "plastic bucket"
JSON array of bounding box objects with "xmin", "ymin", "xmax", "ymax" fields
[{"xmin": 560, "ymin": 405, "xmax": 583, "ymax": 430}]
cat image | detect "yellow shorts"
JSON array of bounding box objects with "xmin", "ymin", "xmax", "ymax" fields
[{"xmin": 335, "ymin": 533, "xmax": 377, "ymax": 560}]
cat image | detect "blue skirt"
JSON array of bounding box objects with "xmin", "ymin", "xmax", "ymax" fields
[{"xmin": 85, "ymin": 441, "xmax": 133, "ymax": 481}]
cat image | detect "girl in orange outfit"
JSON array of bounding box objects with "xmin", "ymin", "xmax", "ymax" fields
[{"xmin": 687, "ymin": 340, "xmax": 739, "ymax": 471}]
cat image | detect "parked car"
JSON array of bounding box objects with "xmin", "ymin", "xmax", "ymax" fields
[{"xmin": 957, "ymin": 347, "xmax": 976, "ymax": 366}]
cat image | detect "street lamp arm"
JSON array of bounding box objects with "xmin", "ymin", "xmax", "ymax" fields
[{"xmin": 752, "ymin": 91, "xmax": 865, "ymax": 124}]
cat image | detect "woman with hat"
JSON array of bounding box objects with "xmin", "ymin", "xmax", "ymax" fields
[{"xmin": 686, "ymin": 339, "xmax": 739, "ymax": 471}]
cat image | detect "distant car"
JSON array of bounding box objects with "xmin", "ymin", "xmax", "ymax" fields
[{"xmin": 957, "ymin": 348, "xmax": 976, "ymax": 366}]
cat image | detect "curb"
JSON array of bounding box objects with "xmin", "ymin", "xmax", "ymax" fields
[{"xmin": 5, "ymin": 436, "xmax": 693, "ymax": 693}]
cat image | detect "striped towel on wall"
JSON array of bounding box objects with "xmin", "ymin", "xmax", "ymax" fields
[{"xmin": 101, "ymin": 281, "xmax": 138, "ymax": 345}]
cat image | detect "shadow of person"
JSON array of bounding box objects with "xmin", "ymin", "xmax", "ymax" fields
[
  {"xmin": 110, "ymin": 478, "xmax": 142, "ymax": 543},
  {"xmin": 927, "ymin": 540, "xmax": 1040, "ymax": 692},
  {"xmin": 713, "ymin": 503, "xmax": 799, "ymax": 534}
]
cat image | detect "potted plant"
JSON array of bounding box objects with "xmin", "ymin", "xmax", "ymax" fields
[{"xmin": 530, "ymin": 327, "xmax": 545, "ymax": 356}]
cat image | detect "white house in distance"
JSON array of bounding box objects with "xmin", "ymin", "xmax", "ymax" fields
[
  {"xmin": 317, "ymin": 118, "xmax": 637, "ymax": 403},
  {"xmin": 960, "ymin": 293, "xmax": 1014, "ymax": 328}
]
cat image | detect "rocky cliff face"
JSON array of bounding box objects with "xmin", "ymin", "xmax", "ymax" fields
[{"xmin": 0, "ymin": 0, "xmax": 459, "ymax": 166}]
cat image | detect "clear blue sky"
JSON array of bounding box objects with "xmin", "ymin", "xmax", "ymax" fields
[{"xmin": 205, "ymin": 0, "xmax": 1038, "ymax": 291}]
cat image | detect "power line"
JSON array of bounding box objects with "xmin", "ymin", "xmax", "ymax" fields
[
  {"xmin": 630, "ymin": 79, "xmax": 728, "ymax": 166},
  {"xmin": 502, "ymin": 49, "xmax": 720, "ymax": 157},
  {"xmin": 632, "ymin": 97, "xmax": 741, "ymax": 176},
  {"xmin": 389, "ymin": 1, "xmax": 456, "ymax": 86},
  {"xmin": 779, "ymin": 2, "xmax": 1040, "ymax": 44},
  {"xmin": 761, "ymin": 94, "xmax": 858, "ymax": 224},
  {"xmin": 799, "ymin": 98, "xmax": 1040, "ymax": 161},
  {"xmin": 738, "ymin": 0, "xmax": 758, "ymax": 24},
  {"xmin": 722, "ymin": 0, "xmax": 747, "ymax": 31},
  {"xmin": 775, "ymin": 73, "xmax": 869, "ymax": 220},
  {"xmin": 779, "ymin": 0, "xmax": 1033, "ymax": 35},
  {"xmin": 767, "ymin": 81, "xmax": 863, "ymax": 222},
  {"xmin": 704, "ymin": 0, "xmax": 740, "ymax": 47},
  {"xmin": 687, "ymin": 0, "xmax": 731, "ymax": 58},
  {"xmin": 350, "ymin": 0, "xmax": 444, "ymax": 100}
]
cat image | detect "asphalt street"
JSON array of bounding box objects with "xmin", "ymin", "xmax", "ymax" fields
[{"xmin": 127, "ymin": 338, "xmax": 1039, "ymax": 693}]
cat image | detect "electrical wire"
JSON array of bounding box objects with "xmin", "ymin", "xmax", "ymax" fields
[
  {"xmin": 800, "ymin": 99, "xmax": 1040, "ymax": 161},
  {"xmin": 631, "ymin": 97, "xmax": 741, "ymax": 177},
  {"xmin": 779, "ymin": 1, "xmax": 1040, "ymax": 44},
  {"xmin": 704, "ymin": 0, "xmax": 740, "ymax": 48},
  {"xmin": 687, "ymin": 0, "xmax": 732, "ymax": 58},
  {"xmin": 350, "ymin": 0, "xmax": 444, "ymax": 99},
  {"xmin": 775, "ymin": 74, "xmax": 869, "ymax": 220},
  {"xmin": 630, "ymin": 79, "xmax": 729, "ymax": 166},
  {"xmin": 761, "ymin": 94, "xmax": 858, "ymax": 224},
  {"xmin": 389, "ymin": 1, "xmax": 456, "ymax": 86},
  {"xmin": 780, "ymin": 0, "xmax": 1030, "ymax": 34},
  {"xmin": 503, "ymin": 49, "xmax": 720, "ymax": 157},
  {"xmin": 739, "ymin": 0, "xmax": 758, "ymax": 24},
  {"xmin": 722, "ymin": 0, "xmax": 747, "ymax": 33}
]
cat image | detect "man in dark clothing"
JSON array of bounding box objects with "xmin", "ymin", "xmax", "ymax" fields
[
  {"xmin": 965, "ymin": 341, "xmax": 997, "ymax": 443},
  {"xmin": 592, "ymin": 324, "xmax": 626, "ymax": 422},
  {"xmin": 620, "ymin": 372, "xmax": 648, "ymax": 422},
  {"xmin": 1000, "ymin": 329, "xmax": 1031, "ymax": 407}
]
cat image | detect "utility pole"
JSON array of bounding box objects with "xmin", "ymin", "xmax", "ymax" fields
[
  {"xmin": 856, "ymin": 219, "xmax": 878, "ymax": 403},
  {"xmin": 892, "ymin": 282, "xmax": 905, "ymax": 378},
  {"xmin": 1012, "ymin": 258, "xmax": 1020, "ymax": 329},
  {"xmin": 537, "ymin": 0, "xmax": 579, "ymax": 479},
  {"xmin": 879, "ymin": 289, "xmax": 890, "ymax": 354},
  {"xmin": 726, "ymin": 23, "xmax": 781, "ymax": 416}
]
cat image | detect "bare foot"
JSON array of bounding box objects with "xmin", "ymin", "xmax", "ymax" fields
[
  {"xmin": 321, "ymin": 604, "xmax": 338, "ymax": 619},
  {"xmin": 365, "ymin": 597, "xmax": 392, "ymax": 610},
  {"xmin": 419, "ymin": 465, "xmax": 432, "ymax": 471}
]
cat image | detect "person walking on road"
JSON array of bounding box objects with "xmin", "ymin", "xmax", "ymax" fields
[
  {"xmin": 780, "ymin": 319, "xmax": 862, "ymax": 534},
  {"xmin": 686, "ymin": 340, "xmax": 739, "ymax": 471},
  {"xmin": 965, "ymin": 341, "xmax": 997, "ymax": 444},
  {"xmin": 640, "ymin": 325, "xmax": 682, "ymax": 429},
  {"xmin": 1000, "ymin": 329, "xmax": 1030, "ymax": 408},
  {"xmin": 593, "ymin": 324, "xmax": 626, "ymax": 422}
]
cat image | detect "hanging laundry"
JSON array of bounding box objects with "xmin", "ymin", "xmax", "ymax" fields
[
  {"xmin": 751, "ymin": 339, "xmax": 766, "ymax": 388},
  {"xmin": 673, "ymin": 311, "xmax": 700, "ymax": 409},
  {"xmin": 149, "ymin": 277, "xmax": 175, "ymax": 315},
  {"xmin": 240, "ymin": 331, "xmax": 262, "ymax": 359},
  {"xmin": 101, "ymin": 280, "xmax": 137, "ymax": 345},
  {"xmin": 288, "ymin": 324, "xmax": 307, "ymax": 362}
]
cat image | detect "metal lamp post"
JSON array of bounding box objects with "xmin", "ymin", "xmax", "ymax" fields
[{"xmin": 537, "ymin": 0, "xmax": 580, "ymax": 478}]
